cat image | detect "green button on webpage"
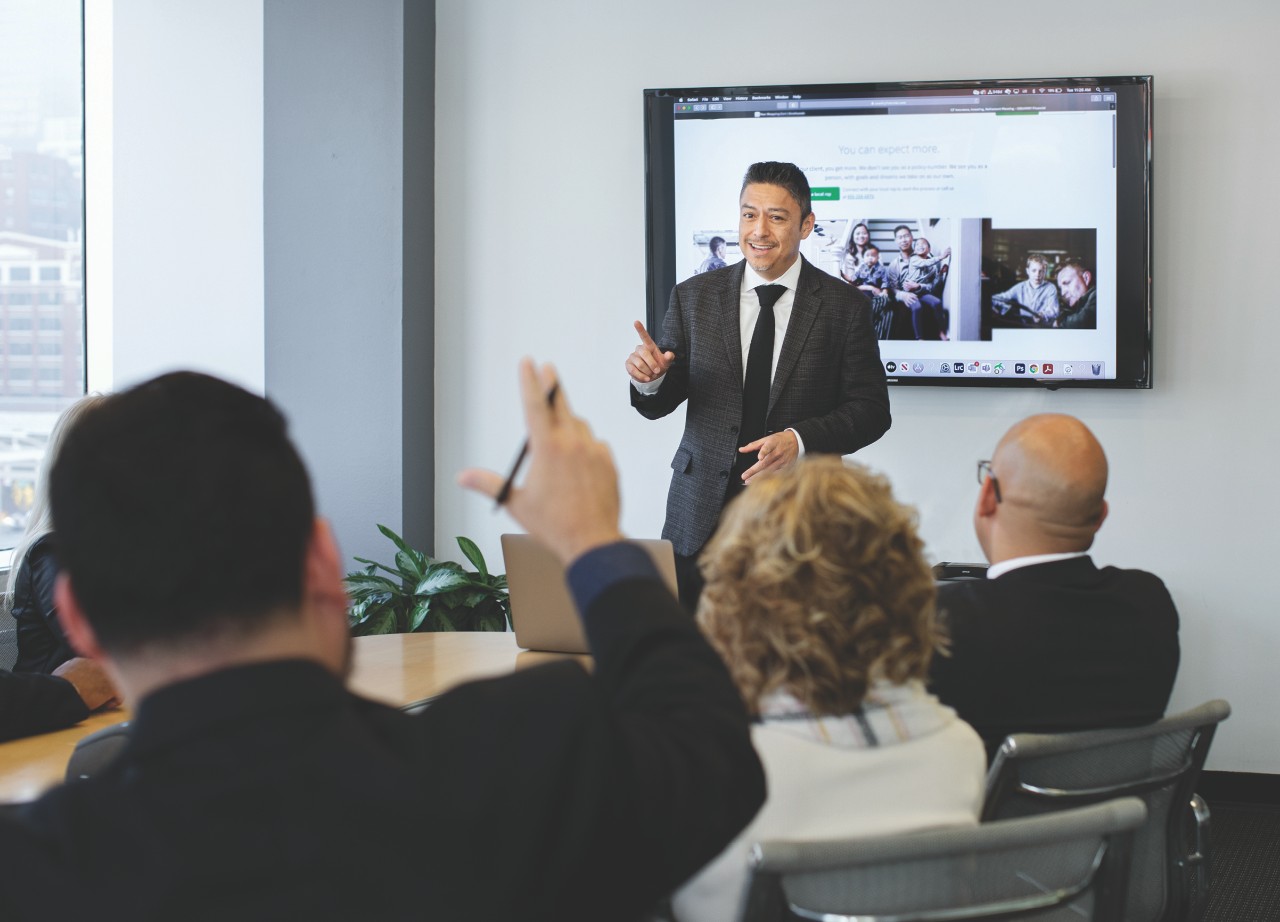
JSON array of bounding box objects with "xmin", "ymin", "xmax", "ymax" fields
[{"xmin": 810, "ymin": 187, "xmax": 839, "ymax": 200}]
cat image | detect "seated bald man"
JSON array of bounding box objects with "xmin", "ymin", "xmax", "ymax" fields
[{"xmin": 929, "ymin": 414, "xmax": 1180, "ymax": 758}]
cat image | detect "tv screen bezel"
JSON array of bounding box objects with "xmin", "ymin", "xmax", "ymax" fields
[{"xmin": 642, "ymin": 74, "xmax": 1153, "ymax": 390}]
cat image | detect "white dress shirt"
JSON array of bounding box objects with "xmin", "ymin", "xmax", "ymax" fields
[{"xmin": 985, "ymin": 551, "xmax": 1087, "ymax": 581}]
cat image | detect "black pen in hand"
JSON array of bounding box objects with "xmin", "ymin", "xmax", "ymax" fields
[{"xmin": 494, "ymin": 381, "xmax": 559, "ymax": 509}]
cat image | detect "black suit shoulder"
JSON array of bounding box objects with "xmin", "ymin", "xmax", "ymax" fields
[{"xmin": 931, "ymin": 558, "xmax": 1180, "ymax": 751}]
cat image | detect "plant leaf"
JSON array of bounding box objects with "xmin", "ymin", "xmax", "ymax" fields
[
  {"xmin": 408, "ymin": 599, "xmax": 432, "ymax": 631},
  {"xmin": 395, "ymin": 548, "xmax": 426, "ymax": 581},
  {"xmin": 456, "ymin": 536, "xmax": 488, "ymax": 578},
  {"xmin": 347, "ymin": 589, "xmax": 393, "ymax": 610},
  {"xmin": 376, "ymin": 524, "xmax": 414, "ymax": 557},
  {"xmin": 426, "ymin": 608, "xmax": 458, "ymax": 631},
  {"xmin": 344, "ymin": 573, "xmax": 401, "ymax": 591},
  {"xmin": 351, "ymin": 556, "xmax": 402, "ymax": 578},
  {"xmin": 350, "ymin": 606, "xmax": 398, "ymax": 636},
  {"xmin": 459, "ymin": 589, "xmax": 493, "ymax": 608},
  {"xmin": 415, "ymin": 569, "xmax": 470, "ymax": 595},
  {"xmin": 476, "ymin": 607, "xmax": 503, "ymax": 632}
]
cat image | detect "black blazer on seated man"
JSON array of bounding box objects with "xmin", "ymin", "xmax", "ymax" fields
[
  {"xmin": 930, "ymin": 555, "xmax": 1180, "ymax": 757},
  {"xmin": 632, "ymin": 257, "xmax": 891, "ymax": 557},
  {"xmin": 0, "ymin": 555, "xmax": 765, "ymax": 922},
  {"xmin": 0, "ymin": 669, "xmax": 88, "ymax": 742}
]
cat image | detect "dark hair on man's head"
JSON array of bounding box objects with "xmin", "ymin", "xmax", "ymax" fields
[
  {"xmin": 51, "ymin": 371, "xmax": 316, "ymax": 655},
  {"xmin": 893, "ymin": 224, "xmax": 912, "ymax": 236},
  {"xmin": 741, "ymin": 162, "xmax": 812, "ymax": 219},
  {"xmin": 708, "ymin": 235, "xmax": 726, "ymax": 251}
]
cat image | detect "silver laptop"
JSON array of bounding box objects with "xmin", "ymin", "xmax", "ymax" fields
[{"xmin": 501, "ymin": 533, "xmax": 679, "ymax": 654}]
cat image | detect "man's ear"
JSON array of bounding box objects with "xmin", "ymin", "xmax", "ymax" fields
[
  {"xmin": 975, "ymin": 474, "xmax": 1000, "ymax": 519},
  {"xmin": 54, "ymin": 573, "xmax": 106, "ymax": 660},
  {"xmin": 800, "ymin": 211, "xmax": 816, "ymax": 239},
  {"xmin": 305, "ymin": 518, "xmax": 348, "ymax": 622},
  {"xmin": 303, "ymin": 518, "xmax": 351, "ymax": 675},
  {"xmin": 1095, "ymin": 499, "xmax": 1109, "ymax": 532}
]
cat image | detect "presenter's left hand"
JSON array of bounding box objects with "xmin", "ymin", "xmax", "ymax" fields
[{"xmin": 738, "ymin": 430, "xmax": 798, "ymax": 484}]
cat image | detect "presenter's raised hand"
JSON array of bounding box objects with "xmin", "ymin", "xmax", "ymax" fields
[
  {"xmin": 458, "ymin": 359, "xmax": 623, "ymax": 565},
  {"xmin": 626, "ymin": 320, "xmax": 675, "ymax": 384},
  {"xmin": 738, "ymin": 430, "xmax": 799, "ymax": 484}
]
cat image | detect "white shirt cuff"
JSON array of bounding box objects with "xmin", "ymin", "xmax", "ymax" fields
[{"xmin": 632, "ymin": 373, "xmax": 665, "ymax": 395}]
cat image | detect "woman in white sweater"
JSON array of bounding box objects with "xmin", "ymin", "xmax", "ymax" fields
[{"xmin": 673, "ymin": 457, "xmax": 987, "ymax": 922}]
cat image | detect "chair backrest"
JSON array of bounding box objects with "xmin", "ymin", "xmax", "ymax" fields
[
  {"xmin": 0, "ymin": 598, "xmax": 18, "ymax": 672},
  {"xmin": 741, "ymin": 797, "xmax": 1146, "ymax": 922},
  {"xmin": 64, "ymin": 720, "xmax": 132, "ymax": 782},
  {"xmin": 983, "ymin": 700, "xmax": 1230, "ymax": 922}
]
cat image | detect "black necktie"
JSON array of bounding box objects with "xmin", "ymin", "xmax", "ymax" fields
[{"xmin": 733, "ymin": 284, "xmax": 786, "ymax": 486}]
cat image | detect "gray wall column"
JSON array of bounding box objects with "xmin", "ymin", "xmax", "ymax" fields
[{"xmin": 264, "ymin": 0, "xmax": 435, "ymax": 563}]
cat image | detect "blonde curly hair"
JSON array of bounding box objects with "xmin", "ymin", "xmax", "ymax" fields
[{"xmin": 697, "ymin": 456, "xmax": 939, "ymax": 717}]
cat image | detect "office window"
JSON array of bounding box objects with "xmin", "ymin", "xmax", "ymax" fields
[{"xmin": 0, "ymin": 0, "xmax": 85, "ymax": 554}]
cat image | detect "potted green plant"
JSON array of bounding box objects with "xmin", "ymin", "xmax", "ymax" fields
[{"xmin": 346, "ymin": 525, "xmax": 511, "ymax": 635}]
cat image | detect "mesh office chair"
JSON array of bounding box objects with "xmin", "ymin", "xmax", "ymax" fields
[
  {"xmin": 65, "ymin": 720, "xmax": 132, "ymax": 782},
  {"xmin": 740, "ymin": 797, "xmax": 1146, "ymax": 922},
  {"xmin": 983, "ymin": 700, "xmax": 1231, "ymax": 922},
  {"xmin": 0, "ymin": 600, "xmax": 19, "ymax": 672}
]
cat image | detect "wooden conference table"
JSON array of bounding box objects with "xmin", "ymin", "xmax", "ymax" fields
[{"xmin": 0, "ymin": 631, "xmax": 580, "ymax": 805}]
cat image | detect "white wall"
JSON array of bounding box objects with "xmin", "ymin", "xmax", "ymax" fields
[
  {"xmin": 436, "ymin": 0, "xmax": 1280, "ymax": 772},
  {"xmin": 89, "ymin": 0, "xmax": 265, "ymax": 394}
]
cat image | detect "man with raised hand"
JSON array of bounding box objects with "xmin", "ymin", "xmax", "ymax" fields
[
  {"xmin": 0, "ymin": 366, "xmax": 763, "ymax": 922},
  {"xmin": 930, "ymin": 413, "xmax": 1180, "ymax": 758},
  {"xmin": 628, "ymin": 161, "xmax": 890, "ymax": 609}
]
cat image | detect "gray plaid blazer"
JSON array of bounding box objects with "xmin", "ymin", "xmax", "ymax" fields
[{"xmin": 631, "ymin": 257, "xmax": 891, "ymax": 557}]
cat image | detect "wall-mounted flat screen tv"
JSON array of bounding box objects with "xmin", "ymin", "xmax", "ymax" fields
[{"xmin": 643, "ymin": 75, "xmax": 1153, "ymax": 388}]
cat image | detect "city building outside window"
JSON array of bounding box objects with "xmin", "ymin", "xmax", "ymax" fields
[{"xmin": 0, "ymin": 0, "xmax": 85, "ymax": 553}]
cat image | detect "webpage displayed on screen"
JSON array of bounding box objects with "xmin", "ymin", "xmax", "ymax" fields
[{"xmin": 665, "ymin": 84, "xmax": 1136, "ymax": 384}]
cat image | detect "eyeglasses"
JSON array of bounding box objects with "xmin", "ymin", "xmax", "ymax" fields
[{"xmin": 976, "ymin": 459, "xmax": 1002, "ymax": 503}]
